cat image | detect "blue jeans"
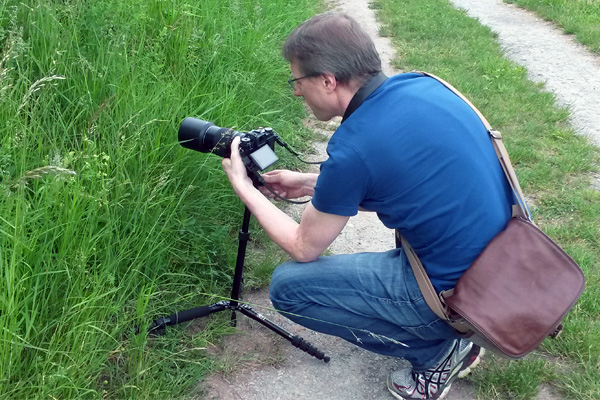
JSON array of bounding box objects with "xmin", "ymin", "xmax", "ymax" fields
[{"xmin": 269, "ymin": 248, "xmax": 459, "ymax": 370}]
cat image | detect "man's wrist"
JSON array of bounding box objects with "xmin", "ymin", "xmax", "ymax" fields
[{"xmin": 234, "ymin": 177, "xmax": 260, "ymax": 201}]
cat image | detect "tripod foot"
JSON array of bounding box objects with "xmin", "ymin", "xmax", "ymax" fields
[
  {"xmin": 237, "ymin": 304, "xmax": 330, "ymax": 362},
  {"xmin": 147, "ymin": 317, "xmax": 169, "ymax": 335},
  {"xmin": 291, "ymin": 336, "xmax": 330, "ymax": 363}
]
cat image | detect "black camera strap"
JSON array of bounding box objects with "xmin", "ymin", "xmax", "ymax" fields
[{"xmin": 341, "ymin": 72, "xmax": 388, "ymax": 123}]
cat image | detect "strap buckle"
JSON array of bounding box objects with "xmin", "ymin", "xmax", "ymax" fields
[{"xmin": 489, "ymin": 129, "xmax": 502, "ymax": 139}]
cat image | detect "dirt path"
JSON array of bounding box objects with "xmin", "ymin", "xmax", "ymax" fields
[
  {"xmin": 450, "ymin": 0, "xmax": 600, "ymax": 148},
  {"xmin": 200, "ymin": 1, "xmax": 600, "ymax": 399}
]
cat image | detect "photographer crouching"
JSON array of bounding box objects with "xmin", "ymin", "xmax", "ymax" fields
[{"xmin": 221, "ymin": 12, "xmax": 512, "ymax": 400}]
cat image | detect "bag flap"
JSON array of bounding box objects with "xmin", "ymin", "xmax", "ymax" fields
[{"xmin": 445, "ymin": 217, "xmax": 585, "ymax": 357}]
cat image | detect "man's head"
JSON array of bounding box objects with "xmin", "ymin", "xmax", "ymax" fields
[{"xmin": 282, "ymin": 12, "xmax": 382, "ymax": 86}]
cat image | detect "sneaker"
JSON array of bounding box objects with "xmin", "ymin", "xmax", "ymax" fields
[{"xmin": 387, "ymin": 339, "xmax": 484, "ymax": 400}]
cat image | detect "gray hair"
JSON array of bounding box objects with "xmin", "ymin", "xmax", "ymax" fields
[{"xmin": 282, "ymin": 12, "xmax": 382, "ymax": 85}]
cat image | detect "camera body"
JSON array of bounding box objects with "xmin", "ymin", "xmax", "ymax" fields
[
  {"xmin": 178, "ymin": 117, "xmax": 279, "ymax": 173},
  {"xmin": 237, "ymin": 127, "xmax": 279, "ymax": 173}
]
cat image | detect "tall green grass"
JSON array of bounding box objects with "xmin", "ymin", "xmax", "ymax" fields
[
  {"xmin": 505, "ymin": 0, "xmax": 600, "ymax": 54},
  {"xmin": 0, "ymin": 0, "xmax": 317, "ymax": 398},
  {"xmin": 374, "ymin": 0, "xmax": 600, "ymax": 398}
]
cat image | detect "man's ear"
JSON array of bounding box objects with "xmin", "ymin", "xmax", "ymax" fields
[{"xmin": 321, "ymin": 73, "xmax": 338, "ymax": 93}]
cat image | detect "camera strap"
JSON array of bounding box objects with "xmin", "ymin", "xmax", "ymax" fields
[{"xmin": 341, "ymin": 72, "xmax": 388, "ymax": 123}]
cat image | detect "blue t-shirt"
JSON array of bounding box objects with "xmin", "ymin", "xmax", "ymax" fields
[{"xmin": 312, "ymin": 73, "xmax": 513, "ymax": 292}]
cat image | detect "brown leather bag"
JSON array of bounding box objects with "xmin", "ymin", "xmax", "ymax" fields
[{"xmin": 400, "ymin": 72, "xmax": 586, "ymax": 359}]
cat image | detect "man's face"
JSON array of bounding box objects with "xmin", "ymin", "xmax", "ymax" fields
[{"xmin": 289, "ymin": 62, "xmax": 338, "ymax": 121}]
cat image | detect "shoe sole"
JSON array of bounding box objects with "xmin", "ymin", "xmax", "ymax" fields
[{"xmin": 457, "ymin": 347, "xmax": 485, "ymax": 379}]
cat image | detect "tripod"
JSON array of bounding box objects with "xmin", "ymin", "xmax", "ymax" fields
[{"xmin": 148, "ymin": 205, "xmax": 330, "ymax": 363}]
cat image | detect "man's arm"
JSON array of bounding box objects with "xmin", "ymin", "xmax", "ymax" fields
[
  {"xmin": 259, "ymin": 170, "xmax": 319, "ymax": 199},
  {"xmin": 222, "ymin": 138, "xmax": 348, "ymax": 262}
]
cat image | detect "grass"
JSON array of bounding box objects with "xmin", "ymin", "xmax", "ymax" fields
[
  {"xmin": 373, "ymin": 0, "xmax": 600, "ymax": 398},
  {"xmin": 504, "ymin": 0, "xmax": 600, "ymax": 54},
  {"xmin": 0, "ymin": 0, "xmax": 318, "ymax": 398}
]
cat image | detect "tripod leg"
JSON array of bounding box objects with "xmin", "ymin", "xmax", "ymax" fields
[
  {"xmin": 148, "ymin": 301, "xmax": 229, "ymax": 333},
  {"xmin": 237, "ymin": 304, "xmax": 330, "ymax": 363}
]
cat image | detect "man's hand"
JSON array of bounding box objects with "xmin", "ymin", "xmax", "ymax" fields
[
  {"xmin": 222, "ymin": 137, "xmax": 253, "ymax": 196},
  {"xmin": 260, "ymin": 170, "xmax": 318, "ymax": 199}
]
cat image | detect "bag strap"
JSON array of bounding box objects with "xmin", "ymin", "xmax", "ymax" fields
[
  {"xmin": 398, "ymin": 233, "xmax": 449, "ymax": 320},
  {"xmin": 398, "ymin": 71, "xmax": 531, "ymax": 320}
]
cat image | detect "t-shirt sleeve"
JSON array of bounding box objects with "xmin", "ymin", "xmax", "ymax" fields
[{"xmin": 311, "ymin": 142, "xmax": 371, "ymax": 216}]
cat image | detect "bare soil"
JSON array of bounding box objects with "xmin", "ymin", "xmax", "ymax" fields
[{"xmin": 198, "ymin": 0, "xmax": 600, "ymax": 399}]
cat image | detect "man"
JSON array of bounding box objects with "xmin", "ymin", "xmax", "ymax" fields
[{"xmin": 221, "ymin": 11, "xmax": 513, "ymax": 400}]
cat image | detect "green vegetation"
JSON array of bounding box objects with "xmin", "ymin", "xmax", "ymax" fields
[
  {"xmin": 505, "ymin": 0, "xmax": 600, "ymax": 54},
  {"xmin": 0, "ymin": 0, "xmax": 317, "ymax": 398},
  {"xmin": 373, "ymin": 0, "xmax": 600, "ymax": 398}
]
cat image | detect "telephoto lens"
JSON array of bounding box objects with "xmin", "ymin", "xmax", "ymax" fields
[{"xmin": 178, "ymin": 117, "xmax": 240, "ymax": 158}]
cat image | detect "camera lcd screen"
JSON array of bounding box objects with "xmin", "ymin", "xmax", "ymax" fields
[{"xmin": 249, "ymin": 145, "xmax": 279, "ymax": 170}]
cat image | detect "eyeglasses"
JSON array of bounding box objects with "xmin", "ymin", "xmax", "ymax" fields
[{"xmin": 287, "ymin": 73, "xmax": 318, "ymax": 90}]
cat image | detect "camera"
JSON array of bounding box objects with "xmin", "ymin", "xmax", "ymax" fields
[{"xmin": 178, "ymin": 117, "xmax": 279, "ymax": 174}]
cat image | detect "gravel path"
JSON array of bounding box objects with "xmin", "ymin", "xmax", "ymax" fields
[{"xmin": 200, "ymin": 1, "xmax": 600, "ymax": 399}]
